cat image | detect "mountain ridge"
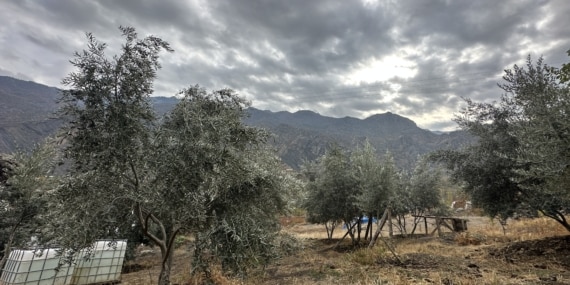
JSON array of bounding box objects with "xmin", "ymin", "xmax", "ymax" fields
[{"xmin": 0, "ymin": 76, "xmax": 473, "ymax": 170}]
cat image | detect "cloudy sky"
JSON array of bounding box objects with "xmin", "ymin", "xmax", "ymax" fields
[{"xmin": 1, "ymin": 0, "xmax": 569, "ymax": 131}]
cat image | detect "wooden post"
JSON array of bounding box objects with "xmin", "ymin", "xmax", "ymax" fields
[
  {"xmin": 451, "ymin": 218, "xmax": 468, "ymax": 232},
  {"xmin": 388, "ymin": 208, "xmax": 393, "ymax": 237},
  {"xmin": 368, "ymin": 208, "xmax": 390, "ymax": 248},
  {"xmin": 424, "ymin": 217, "xmax": 428, "ymax": 235},
  {"xmin": 334, "ymin": 222, "xmax": 358, "ymax": 249}
]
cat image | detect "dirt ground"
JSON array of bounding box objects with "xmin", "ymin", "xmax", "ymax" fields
[{"xmin": 120, "ymin": 216, "xmax": 570, "ymax": 284}]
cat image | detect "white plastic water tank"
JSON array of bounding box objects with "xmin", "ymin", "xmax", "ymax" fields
[
  {"xmin": 69, "ymin": 240, "xmax": 127, "ymax": 285},
  {"xmin": 0, "ymin": 240, "xmax": 127, "ymax": 285},
  {"xmin": 0, "ymin": 248, "xmax": 75, "ymax": 285}
]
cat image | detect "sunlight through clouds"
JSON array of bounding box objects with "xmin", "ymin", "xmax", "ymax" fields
[{"xmin": 344, "ymin": 55, "xmax": 418, "ymax": 85}]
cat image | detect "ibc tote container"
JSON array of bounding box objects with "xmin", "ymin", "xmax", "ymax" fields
[
  {"xmin": 69, "ymin": 240, "xmax": 126, "ymax": 285},
  {"xmin": 0, "ymin": 248, "xmax": 74, "ymax": 285}
]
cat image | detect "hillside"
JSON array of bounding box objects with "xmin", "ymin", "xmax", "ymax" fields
[
  {"xmin": 244, "ymin": 108, "xmax": 473, "ymax": 169},
  {"xmin": 0, "ymin": 76, "xmax": 473, "ymax": 169},
  {"xmin": 0, "ymin": 76, "xmax": 61, "ymax": 152}
]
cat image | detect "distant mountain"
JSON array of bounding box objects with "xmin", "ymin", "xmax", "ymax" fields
[
  {"xmin": 0, "ymin": 76, "xmax": 62, "ymax": 152},
  {"xmin": 244, "ymin": 108, "xmax": 473, "ymax": 169},
  {"xmin": 0, "ymin": 76, "xmax": 474, "ymax": 170}
]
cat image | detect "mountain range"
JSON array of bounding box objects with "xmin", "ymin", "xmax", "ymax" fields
[{"xmin": 0, "ymin": 76, "xmax": 473, "ymax": 170}]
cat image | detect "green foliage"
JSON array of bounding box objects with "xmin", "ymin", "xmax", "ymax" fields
[
  {"xmin": 280, "ymin": 171, "xmax": 306, "ymax": 214},
  {"xmin": 53, "ymin": 27, "xmax": 290, "ymax": 284},
  {"xmin": 201, "ymin": 212, "xmax": 279, "ymax": 276},
  {"xmin": 558, "ymin": 49, "xmax": 570, "ymax": 83},
  {"xmin": 394, "ymin": 158, "xmax": 444, "ymax": 215},
  {"xmin": 215, "ymin": 159, "xmax": 291, "ymax": 273},
  {"xmin": 156, "ymin": 87, "xmax": 290, "ymax": 278},
  {"xmin": 352, "ymin": 142, "xmax": 393, "ymax": 217},
  {"xmin": 304, "ymin": 142, "xmax": 446, "ymax": 239},
  {"xmin": 430, "ymin": 97, "xmax": 523, "ymax": 220},
  {"xmin": 0, "ymin": 140, "xmax": 58, "ymax": 271},
  {"xmin": 374, "ymin": 151, "xmax": 400, "ymax": 214},
  {"xmin": 303, "ymin": 145, "xmax": 358, "ymax": 239},
  {"xmin": 431, "ymin": 55, "xmax": 570, "ymax": 231},
  {"xmin": 390, "ymin": 157, "xmax": 446, "ymax": 234},
  {"xmin": 59, "ymin": 26, "xmax": 171, "ymax": 175},
  {"xmin": 53, "ymin": 26, "xmax": 172, "ymax": 258},
  {"xmin": 407, "ymin": 158, "xmax": 443, "ymax": 211},
  {"xmin": 500, "ymin": 56, "xmax": 570, "ymax": 229}
]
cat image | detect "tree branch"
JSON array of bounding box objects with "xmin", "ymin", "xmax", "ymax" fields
[{"xmin": 135, "ymin": 202, "xmax": 164, "ymax": 248}]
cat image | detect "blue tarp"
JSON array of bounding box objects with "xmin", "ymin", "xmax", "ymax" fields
[{"xmin": 343, "ymin": 216, "xmax": 378, "ymax": 228}]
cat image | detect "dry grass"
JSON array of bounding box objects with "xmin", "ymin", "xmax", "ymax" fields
[
  {"xmin": 121, "ymin": 214, "xmax": 570, "ymax": 285},
  {"xmin": 472, "ymin": 216, "xmax": 569, "ymax": 241}
]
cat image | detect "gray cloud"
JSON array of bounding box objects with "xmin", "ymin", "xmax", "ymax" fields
[{"xmin": 1, "ymin": 0, "xmax": 569, "ymax": 131}]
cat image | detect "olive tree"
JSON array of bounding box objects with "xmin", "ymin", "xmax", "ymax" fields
[
  {"xmin": 0, "ymin": 141, "xmax": 58, "ymax": 272},
  {"xmin": 352, "ymin": 144, "xmax": 396, "ymax": 241},
  {"xmin": 429, "ymin": 98, "xmax": 529, "ymax": 221},
  {"xmin": 54, "ymin": 27, "xmax": 174, "ymax": 284},
  {"xmin": 500, "ymin": 56, "xmax": 570, "ymax": 230},
  {"xmin": 431, "ymin": 55, "xmax": 570, "ymax": 231},
  {"xmin": 304, "ymin": 145, "xmax": 359, "ymax": 241},
  {"xmin": 53, "ymin": 27, "xmax": 288, "ymax": 284},
  {"xmin": 195, "ymin": 148, "xmax": 290, "ymax": 275},
  {"xmin": 302, "ymin": 159, "xmax": 338, "ymax": 240},
  {"xmin": 152, "ymin": 86, "xmax": 287, "ymax": 277},
  {"xmin": 404, "ymin": 157, "xmax": 446, "ymax": 234}
]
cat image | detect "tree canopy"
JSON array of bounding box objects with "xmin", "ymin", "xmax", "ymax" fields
[
  {"xmin": 304, "ymin": 142, "xmax": 445, "ymax": 243},
  {"xmin": 52, "ymin": 27, "xmax": 291, "ymax": 284},
  {"xmin": 0, "ymin": 141, "xmax": 58, "ymax": 273},
  {"xmin": 431, "ymin": 54, "xmax": 570, "ymax": 231},
  {"xmin": 303, "ymin": 144, "xmax": 358, "ymax": 240}
]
